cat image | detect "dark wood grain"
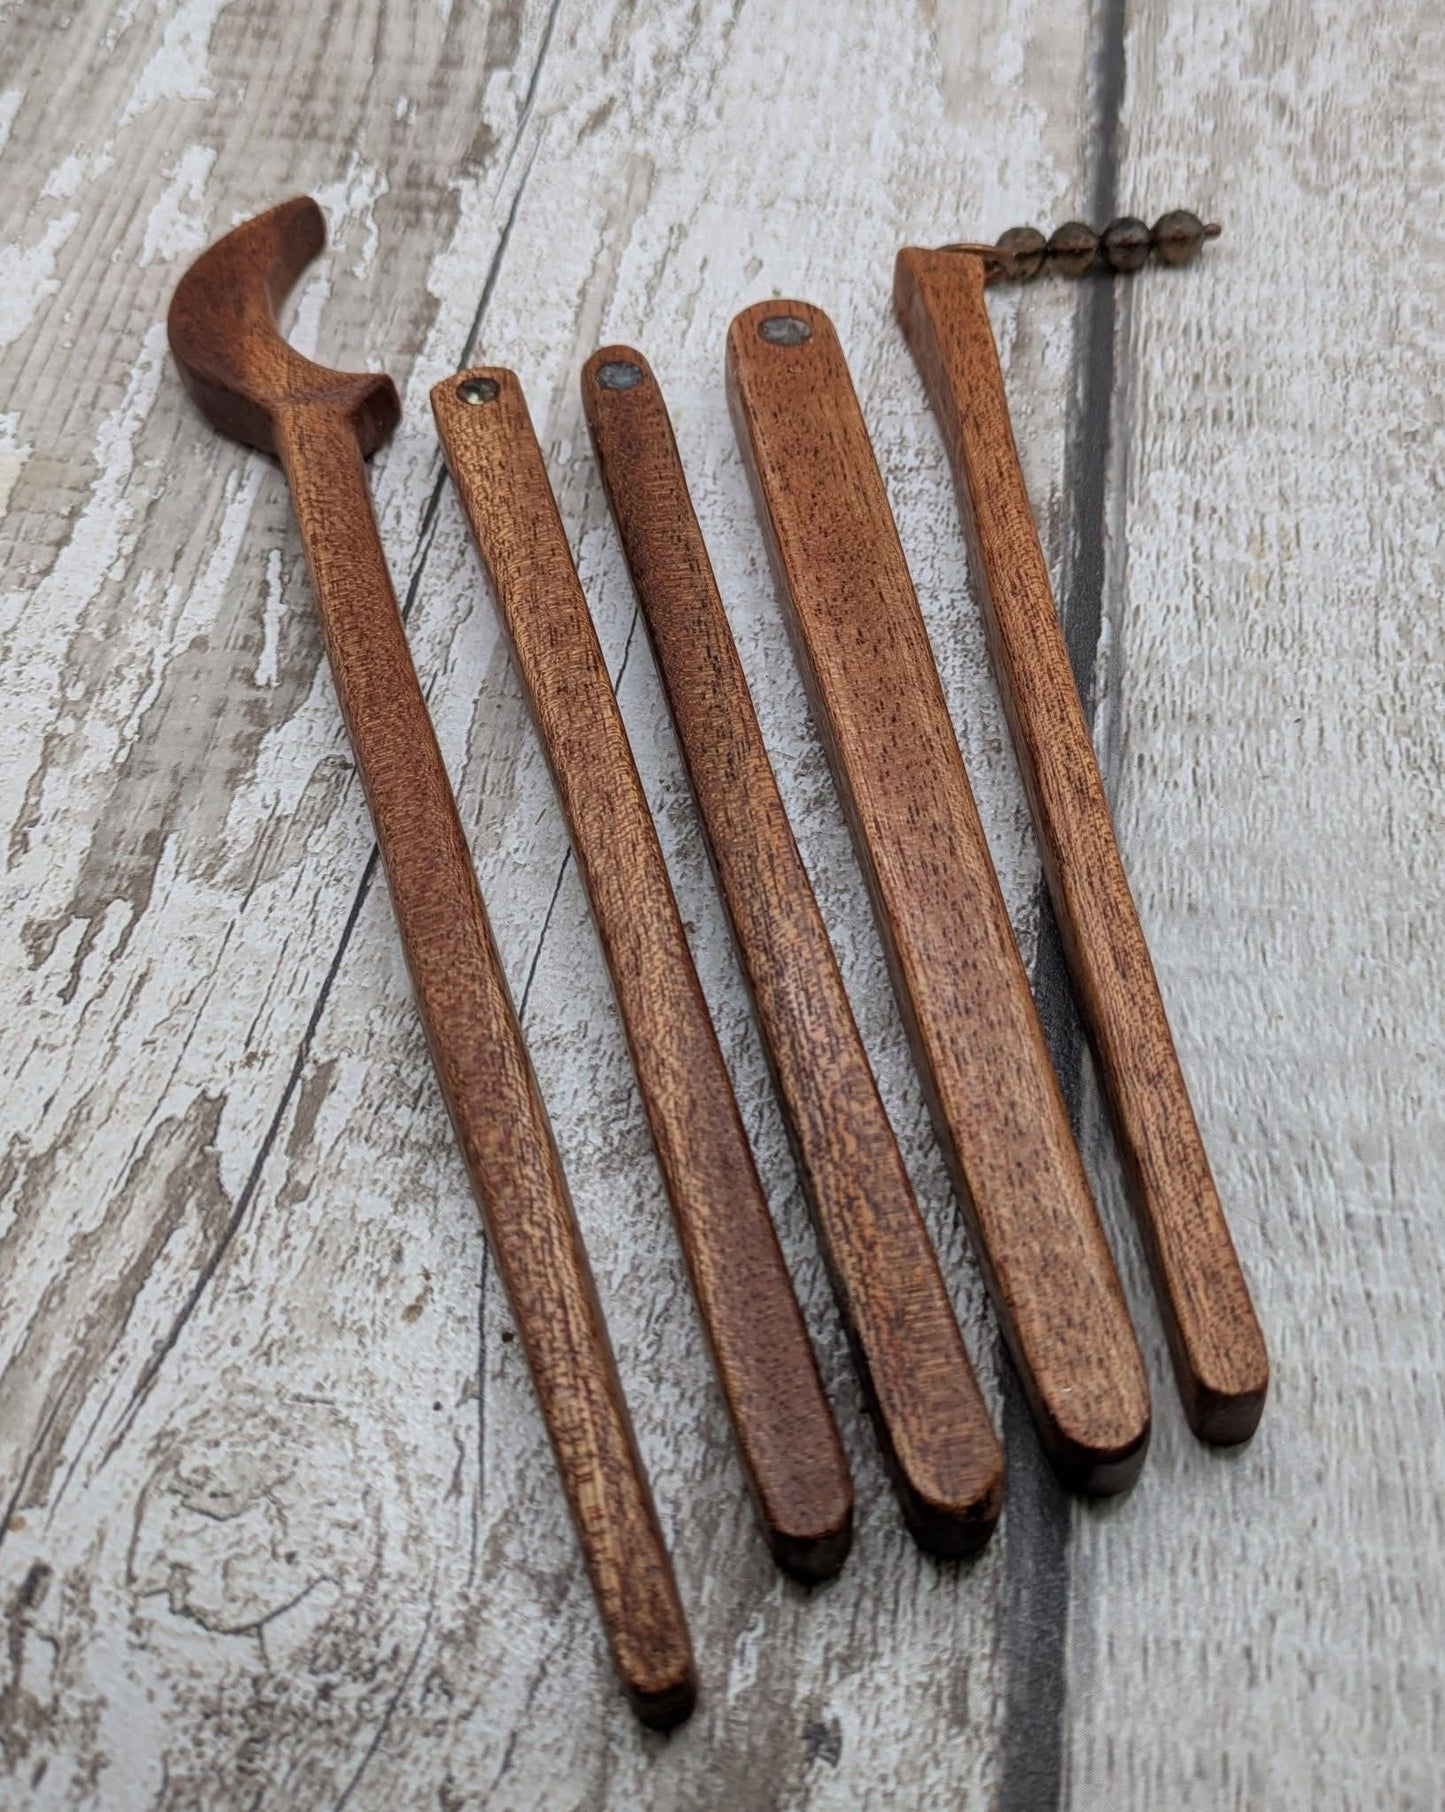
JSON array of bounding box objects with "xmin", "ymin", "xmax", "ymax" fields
[
  {"xmin": 727, "ymin": 300, "xmax": 1152, "ymax": 1494},
  {"xmin": 894, "ymin": 247, "xmax": 1269, "ymax": 1443},
  {"xmin": 432, "ymin": 366, "xmax": 854, "ymax": 1579},
  {"xmin": 581, "ymin": 346, "xmax": 1005, "ymax": 1555},
  {"xmin": 167, "ymin": 198, "xmax": 697, "ymax": 1728}
]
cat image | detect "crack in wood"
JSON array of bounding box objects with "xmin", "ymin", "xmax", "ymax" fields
[
  {"xmin": 328, "ymin": 1574, "xmax": 437, "ymax": 1812},
  {"xmin": 995, "ymin": 0, "xmax": 1128, "ymax": 1805},
  {"xmin": 95, "ymin": 851, "xmax": 381, "ymax": 1471}
]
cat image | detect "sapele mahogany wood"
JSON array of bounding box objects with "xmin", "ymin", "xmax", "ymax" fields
[
  {"xmin": 582, "ymin": 346, "xmax": 1005, "ymax": 1556},
  {"xmin": 727, "ymin": 300, "xmax": 1151, "ymax": 1493},
  {"xmin": 894, "ymin": 246, "xmax": 1269, "ymax": 1442},
  {"xmin": 432, "ymin": 367, "xmax": 853, "ymax": 1578},
  {"xmin": 167, "ymin": 198, "xmax": 696, "ymax": 1728}
]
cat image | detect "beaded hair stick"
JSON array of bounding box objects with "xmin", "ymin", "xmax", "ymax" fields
[
  {"xmin": 893, "ymin": 216, "xmax": 1269, "ymax": 1446},
  {"xmin": 956, "ymin": 208, "xmax": 1221, "ymax": 279}
]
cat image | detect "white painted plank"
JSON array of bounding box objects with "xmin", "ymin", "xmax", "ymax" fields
[
  {"xmin": 1, "ymin": 1, "xmax": 1099, "ymax": 1806},
  {"xmin": 1064, "ymin": 1, "xmax": 1445, "ymax": 1807}
]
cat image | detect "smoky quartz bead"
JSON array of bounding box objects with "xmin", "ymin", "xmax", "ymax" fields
[
  {"xmin": 994, "ymin": 225, "xmax": 1047, "ymax": 281},
  {"xmin": 1046, "ymin": 220, "xmax": 1098, "ymax": 277},
  {"xmin": 1152, "ymin": 209, "xmax": 1210, "ymax": 267},
  {"xmin": 1101, "ymin": 216, "xmax": 1152, "ymax": 273}
]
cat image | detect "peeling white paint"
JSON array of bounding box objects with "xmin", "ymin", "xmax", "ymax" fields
[
  {"xmin": 0, "ymin": 323, "xmax": 167, "ymax": 832},
  {"xmin": 0, "ymin": 209, "xmax": 79, "ymax": 351},
  {"xmin": 312, "ymin": 155, "xmax": 389, "ymax": 282},
  {"xmin": 0, "ymin": 412, "xmax": 31, "ymax": 518},
  {"xmin": 41, "ymin": 154, "xmax": 87, "ymax": 200},
  {"xmin": 104, "ymin": 0, "xmax": 146, "ymax": 53},
  {"xmin": 0, "ymin": 89, "xmax": 24, "ymax": 157},
  {"xmin": 140, "ymin": 143, "xmax": 217, "ymax": 265},
  {"xmin": 120, "ymin": 0, "xmax": 233, "ymax": 124},
  {"xmin": 150, "ymin": 454, "xmax": 266, "ymax": 699},
  {"xmin": 114, "ymin": 570, "xmax": 179, "ymax": 750}
]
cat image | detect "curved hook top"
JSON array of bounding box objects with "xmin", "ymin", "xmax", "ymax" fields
[{"xmin": 167, "ymin": 196, "xmax": 400, "ymax": 458}]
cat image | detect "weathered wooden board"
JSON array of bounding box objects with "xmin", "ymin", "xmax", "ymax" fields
[
  {"xmin": 0, "ymin": 0, "xmax": 1437, "ymax": 1807},
  {"xmin": 1064, "ymin": 2, "xmax": 1445, "ymax": 1807}
]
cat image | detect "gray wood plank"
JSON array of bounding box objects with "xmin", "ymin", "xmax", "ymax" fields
[
  {"xmin": 1061, "ymin": 2, "xmax": 1445, "ymax": 1807},
  {"xmin": 0, "ymin": 1, "xmax": 1106, "ymax": 1806}
]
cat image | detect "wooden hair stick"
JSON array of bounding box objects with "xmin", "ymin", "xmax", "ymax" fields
[
  {"xmin": 894, "ymin": 215, "xmax": 1268, "ymax": 1442},
  {"xmin": 169, "ymin": 199, "xmax": 695, "ymax": 1727},
  {"xmin": 582, "ymin": 347, "xmax": 1004, "ymax": 1555},
  {"xmin": 432, "ymin": 369, "xmax": 853, "ymax": 1579},
  {"xmin": 728, "ymin": 303, "xmax": 1150, "ymax": 1493}
]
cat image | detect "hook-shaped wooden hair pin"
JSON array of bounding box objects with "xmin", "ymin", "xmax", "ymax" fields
[{"xmin": 170, "ymin": 198, "xmax": 697, "ymax": 1727}]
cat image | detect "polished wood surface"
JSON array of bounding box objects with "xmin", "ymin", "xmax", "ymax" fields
[
  {"xmin": 727, "ymin": 301, "xmax": 1151, "ymax": 1494},
  {"xmin": 433, "ymin": 366, "xmax": 853, "ymax": 1579},
  {"xmin": 167, "ymin": 200, "xmax": 696, "ymax": 1729},
  {"xmin": 894, "ymin": 246, "xmax": 1269, "ymax": 1443},
  {"xmin": 582, "ymin": 344, "xmax": 1004, "ymax": 1556}
]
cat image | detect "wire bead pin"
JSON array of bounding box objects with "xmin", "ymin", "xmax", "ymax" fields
[
  {"xmin": 895, "ymin": 213, "xmax": 1269, "ymax": 1446},
  {"xmin": 945, "ymin": 209, "xmax": 1222, "ymax": 280}
]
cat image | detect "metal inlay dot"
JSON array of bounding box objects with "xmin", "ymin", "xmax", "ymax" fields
[
  {"xmin": 596, "ymin": 359, "xmax": 645, "ymax": 391},
  {"xmin": 757, "ymin": 314, "xmax": 812, "ymax": 346},
  {"xmin": 457, "ymin": 376, "xmax": 500, "ymax": 405}
]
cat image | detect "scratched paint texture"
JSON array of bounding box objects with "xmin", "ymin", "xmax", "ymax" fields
[
  {"xmin": 1062, "ymin": 2, "xmax": 1445, "ymax": 1808},
  {"xmin": 0, "ymin": 0, "xmax": 1437, "ymax": 1808}
]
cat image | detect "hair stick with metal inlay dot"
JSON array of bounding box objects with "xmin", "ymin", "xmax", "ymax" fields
[
  {"xmin": 432, "ymin": 366, "xmax": 854, "ymax": 1581},
  {"xmin": 582, "ymin": 345, "xmax": 1005, "ymax": 1557},
  {"xmin": 728, "ymin": 300, "xmax": 1152, "ymax": 1495}
]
